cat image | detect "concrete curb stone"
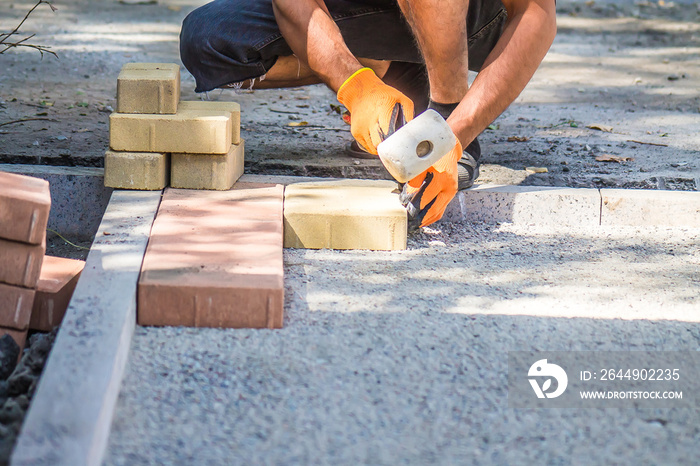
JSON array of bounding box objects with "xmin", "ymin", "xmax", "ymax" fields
[
  {"xmin": 442, "ymin": 185, "xmax": 602, "ymax": 226},
  {"xmin": 12, "ymin": 190, "xmax": 161, "ymax": 466},
  {"xmin": 601, "ymin": 188, "xmax": 700, "ymax": 227}
]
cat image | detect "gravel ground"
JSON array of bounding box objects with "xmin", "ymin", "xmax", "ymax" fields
[
  {"xmin": 3, "ymin": 0, "xmax": 699, "ymax": 463},
  {"xmin": 0, "ymin": 331, "xmax": 57, "ymax": 465},
  {"xmin": 45, "ymin": 232, "xmax": 91, "ymax": 262},
  {"xmin": 105, "ymin": 222, "xmax": 700, "ymax": 465}
]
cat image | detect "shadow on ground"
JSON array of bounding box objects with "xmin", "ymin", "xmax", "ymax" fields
[{"xmin": 105, "ymin": 221, "xmax": 700, "ymax": 465}]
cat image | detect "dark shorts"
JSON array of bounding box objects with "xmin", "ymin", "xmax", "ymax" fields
[{"xmin": 180, "ymin": 0, "xmax": 507, "ymax": 93}]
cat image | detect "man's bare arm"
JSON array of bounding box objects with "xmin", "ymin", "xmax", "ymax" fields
[
  {"xmin": 398, "ymin": 0, "xmax": 556, "ymax": 228},
  {"xmin": 451, "ymin": 0, "xmax": 557, "ymax": 145},
  {"xmin": 272, "ymin": 0, "xmax": 363, "ymax": 90},
  {"xmin": 399, "ymin": 0, "xmax": 556, "ymax": 146},
  {"xmin": 396, "ymin": 0, "xmax": 471, "ymax": 105},
  {"xmin": 273, "ymin": 0, "xmax": 415, "ymax": 155}
]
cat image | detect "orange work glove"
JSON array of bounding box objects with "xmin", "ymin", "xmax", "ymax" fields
[
  {"xmin": 337, "ymin": 68, "xmax": 414, "ymax": 155},
  {"xmin": 400, "ymin": 139, "xmax": 462, "ymax": 230}
]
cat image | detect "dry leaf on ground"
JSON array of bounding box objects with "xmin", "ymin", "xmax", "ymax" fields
[
  {"xmin": 587, "ymin": 124, "xmax": 614, "ymax": 133},
  {"xmin": 595, "ymin": 154, "xmax": 634, "ymax": 163},
  {"xmin": 507, "ymin": 136, "xmax": 529, "ymax": 142}
]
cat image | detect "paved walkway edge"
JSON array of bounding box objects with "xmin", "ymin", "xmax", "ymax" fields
[
  {"xmin": 12, "ymin": 190, "xmax": 162, "ymax": 466},
  {"xmin": 0, "ymin": 165, "xmax": 694, "ymax": 247},
  {"xmin": 444, "ymin": 185, "xmax": 700, "ymax": 227},
  {"xmin": 242, "ymin": 175, "xmax": 700, "ymax": 228}
]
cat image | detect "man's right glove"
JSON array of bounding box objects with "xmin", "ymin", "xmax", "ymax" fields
[
  {"xmin": 337, "ymin": 68, "xmax": 414, "ymax": 155},
  {"xmin": 400, "ymin": 138, "xmax": 463, "ymax": 231}
]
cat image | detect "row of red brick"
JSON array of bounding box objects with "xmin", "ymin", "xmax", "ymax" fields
[
  {"xmin": 137, "ymin": 180, "xmax": 407, "ymax": 329},
  {"xmin": 0, "ymin": 172, "xmax": 84, "ymax": 350}
]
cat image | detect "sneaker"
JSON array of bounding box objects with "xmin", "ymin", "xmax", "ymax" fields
[
  {"xmin": 345, "ymin": 140, "xmax": 376, "ymax": 159},
  {"xmin": 457, "ymin": 138, "xmax": 481, "ymax": 190}
]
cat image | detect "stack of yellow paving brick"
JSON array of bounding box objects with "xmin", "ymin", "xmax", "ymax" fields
[
  {"xmin": 104, "ymin": 65, "xmax": 407, "ymax": 262},
  {"xmin": 105, "ymin": 63, "xmax": 244, "ymax": 191}
]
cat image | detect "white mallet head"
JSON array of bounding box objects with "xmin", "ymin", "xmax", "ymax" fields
[{"xmin": 377, "ymin": 109, "xmax": 457, "ymax": 183}]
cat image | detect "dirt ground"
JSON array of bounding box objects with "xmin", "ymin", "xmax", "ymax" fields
[
  {"xmin": 2, "ymin": 3, "xmax": 699, "ymax": 463},
  {"xmin": 1, "ymin": 0, "xmax": 698, "ymax": 190}
]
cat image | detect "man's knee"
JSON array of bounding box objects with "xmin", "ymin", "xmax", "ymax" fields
[
  {"xmin": 179, "ymin": 8, "xmax": 210, "ymax": 73},
  {"xmin": 179, "ymin": 4, "xmax": 235, "ymax": 87},
  {"xmin": 179, "ymin": 0, "xmax": 281, "ymax": 92}
]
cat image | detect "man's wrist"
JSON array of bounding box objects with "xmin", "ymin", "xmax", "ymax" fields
[
  {"xmin": 336, "ymin": 67, "xmax": 378, "ymax": 111},
  {"xmin": 337, "ymin": 67, "xmax": 374, "ymax": 96},
  {"xmin": 428, "ymin": 100, "xmax": 459, "ymax": 121}
]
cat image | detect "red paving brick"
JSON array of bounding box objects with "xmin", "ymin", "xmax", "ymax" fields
[
  {"xmin": 30, "ymin": 256, "xmax": 85, "ymax": 332},
  {"xmin": 138, "ymin": 183, "xmax": 284, "ymax": 329},
  {"xmin": 0, "ymin": 171, "xmax": 51, "ymax": 245},
  {"xmin": 0, "ymin": 282, "xmax": 35, "ymax": 330},
  {"xmin": 0, "ymin": 237, "xmax": 45, "ymax": 288}
]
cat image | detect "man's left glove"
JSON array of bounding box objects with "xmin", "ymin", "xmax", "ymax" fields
[
  {"xmin": 401, "ymin": 139, "xmax": 462, "ymax": 230},
  {"xmin": 337, "ymin": 68, "xmax": 414, "ymax": 155}
]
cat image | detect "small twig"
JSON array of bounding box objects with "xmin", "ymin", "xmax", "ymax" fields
[
  {"xmin": 0, "ymin": 33, "xmax": 57, "ymax": 58},
  {"xmin": 0, "ymin": 117, "xmax": 54, "ymax": 127},
  {"xmin": 302, "ymin": 127, "xmax": 350, "ymax": 132},
  {"xmin": 47, "ymin": 229, "xmax": 91, "ymax": 251},
  {"xmin": 269, "ymin": 108, "xmax": 303, "ymax": 114},
  {"xmin": 0, "ymin": 41, "xmax": 57, "ymax": 58},
  {"xmin": 0, "ymin": 1, "xmax": 58, "ymax": 58},
  {"xmin": 626, "ymin": 139, "xmax": 669, "ymax": 147},
  {"xmin": 4, "ymin": 2, "xmax": 44, "ymax": 40},
  {"xmin": 542, "ymin": 119, "xmax": 578, "ymax": 129},
  {"xmin": 21, "ymin": 102, "xmax": 48, "ymax": 108},
  {"xmin": 283, "ymin": 124, "xmax": 348, "ymax": 130}
]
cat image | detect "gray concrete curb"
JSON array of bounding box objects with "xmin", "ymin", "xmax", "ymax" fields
[
  {"xmin": 12, "ymin": 191, "xmax": 162, "ymax": 466},
  {"xmin": 0, "ymin": 164, "xmax": 112, "ymax": 241},
  {"xmin": 600, "ymin": 188, "xmax": 700, "ymax": 227},
  {"xmin": 443, "ymin": 185, "xmax": 601, "ymax": 226},
  {"xmin": 444, "ymin": 184, "xmax": 700, "ymax": 228}
]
